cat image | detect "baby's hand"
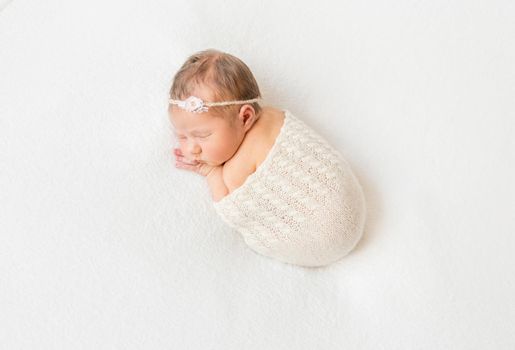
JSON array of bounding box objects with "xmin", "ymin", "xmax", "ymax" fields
[{"xmin": 173, "ymin": 148, "xmax": 217, "ymax": 177}]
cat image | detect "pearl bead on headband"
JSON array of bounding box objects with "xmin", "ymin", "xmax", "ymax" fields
[{"xmin": 169, "ymin": 95, "xmax": 261, "ymax": 113}]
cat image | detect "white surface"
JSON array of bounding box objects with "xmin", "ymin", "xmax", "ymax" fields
[{"xmin": 1, "ymin": 0, "xmax": 514, "ymax": 349}]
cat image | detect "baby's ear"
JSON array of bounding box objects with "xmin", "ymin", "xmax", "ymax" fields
[{"xmin": 239, "ymin": 105, "xmax": 257, "ymax": 132}]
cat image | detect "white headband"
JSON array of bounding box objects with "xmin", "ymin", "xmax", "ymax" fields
[{"xmin": 169, "ymin": 95, "xmax": 261, "ymax": 113}]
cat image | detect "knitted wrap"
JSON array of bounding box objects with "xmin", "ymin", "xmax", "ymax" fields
[{"xmin": 213, "ymin": 109, "xmax": 366, "ymax": 267}]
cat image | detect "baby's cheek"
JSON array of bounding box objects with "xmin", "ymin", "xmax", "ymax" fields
[
  {"xmin": 218, "ymin": 142, "xmax": 237, "ymax": 161},
  {"xmin": 202, "ymin": 142, "xmax": 220, "ymax": 160}
]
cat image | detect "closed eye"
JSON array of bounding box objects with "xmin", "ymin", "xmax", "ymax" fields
[{"xmin": 176, "ymin": 133, "xmax": 211, "ymax": 140}]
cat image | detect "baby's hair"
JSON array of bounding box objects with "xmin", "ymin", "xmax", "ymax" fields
[{"xmin": 169, "ymin": 49, "xmax": 262, "ymax": 120}]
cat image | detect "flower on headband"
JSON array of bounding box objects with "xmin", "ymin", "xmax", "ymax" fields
[{"xmin": 182, "ymin": 96, "xmax": 208, "ymax": 113}]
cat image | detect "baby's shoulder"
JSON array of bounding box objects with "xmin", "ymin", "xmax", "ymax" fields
[
  {"xmin": 222, "ymin": 106, "xmax": 286, "ymax": 192},
  {"xmin": 246, "ymin": 106, "xmax": 286, "ymax": 164}
]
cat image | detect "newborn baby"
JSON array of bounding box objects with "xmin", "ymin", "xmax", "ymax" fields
[{"xmin": 168, "ymin": 49, "xmax": 366, "ymax": 267}]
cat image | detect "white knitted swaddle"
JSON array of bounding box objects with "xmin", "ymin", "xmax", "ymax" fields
[{"xmin": 213, "ymin": 109, "xmax": 366, "ymax": 267}]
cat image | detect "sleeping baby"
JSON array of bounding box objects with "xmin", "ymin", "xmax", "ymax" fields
[{"xmin": 168, "ymin": 49, "xmax": 366, "ymax": 267}]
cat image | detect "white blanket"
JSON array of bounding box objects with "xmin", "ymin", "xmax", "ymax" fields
[{"xmin": 214, "ymin": 109, "xmax": 366, "ymax": 267}]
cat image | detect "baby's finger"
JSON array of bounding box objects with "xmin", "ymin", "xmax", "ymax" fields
[
  {"xmin": 175, "ymin": 161, "xmax": 200, "ymax": 172},
  {"xmin": 176, "ymin": 155, "xmax": 198, "ymax": 165}
]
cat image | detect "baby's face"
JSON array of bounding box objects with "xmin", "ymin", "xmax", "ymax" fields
[{"xmin": 169, "ymin": 107, "xmax": 243, "ymax": 166}]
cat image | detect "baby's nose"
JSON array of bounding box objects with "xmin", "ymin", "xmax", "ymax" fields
[{"xmin": 188, "ymin": 143, "xmax": 201, "ymax": 155}]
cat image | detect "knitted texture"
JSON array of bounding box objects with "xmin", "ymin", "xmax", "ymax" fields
[{"xmin": 213, "ymin": 109, "xmax": 366, "ymax": 267}]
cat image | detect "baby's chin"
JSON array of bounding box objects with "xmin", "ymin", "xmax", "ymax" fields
[
  {"xmin": 200, "ymin": 155, "xmax": 232, "ymax": 166},
  {"xmin": 211, "ymin": 161, "xmax": 226, "ymax": 166}
]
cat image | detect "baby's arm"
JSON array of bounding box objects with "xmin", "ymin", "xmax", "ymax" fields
[
  {"xmin": 173, "ymin": 147, "xmax": 228, "ymax": 201},
  {"xmin": 206, "ymin": 166, "xmax": 229, "ymax": 202}
]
